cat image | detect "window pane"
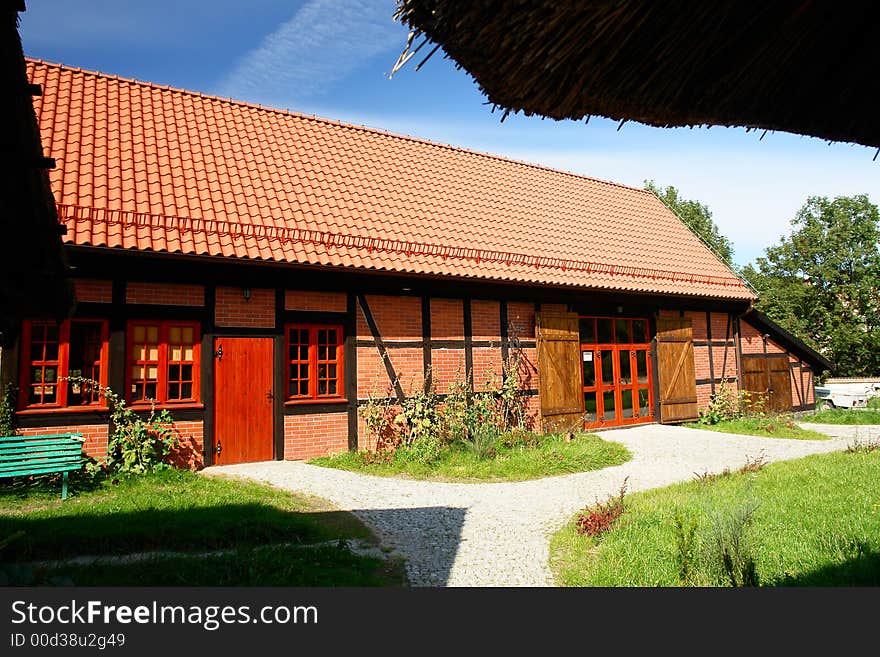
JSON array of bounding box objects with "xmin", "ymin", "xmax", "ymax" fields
[
  {"xmin": 615, "ymin": 319, "xmax": 630, "ymax": 344},
  {"xmin": 44, "ymin": 342, "xmax": 59, "ymax": 361},
  {"xmin": 44, "ymin": 367, "xmax": 57, "ymax": 383},
  {"xmin": 619, "ymin": 350, "xmax": 632, "ymax": 385},
  {"xmin": 147, "ymin": 327, "xmax": 159, "ymax": 343},
  {"xmin": 145, "ymin": 382, "xmax": 157, "ymax": 399},
  {"xmin": 328, "ymin": 364, "xmax": 337, "ymax": 379},
  {"xmin": 146, "ymin": 365, "xmax": 158, "ymax": 380},
  {"xmin": 300, "ymin": 364, "xmax": 309, "ymax": 379},
  {"xmin": 578, "ymin": 318, "xmax": 595, "ymax": 343},
  {"xmin": 41, "ymin": 386, "xmax": 56, "ymax": 404},
  {"xmin": 328, "ymin": 380, "xmax": 337, "ymax": 395},
  {"xmin": 45, "ymin": 323, "xmax": 59, "ymax": 342},
  {"xmin": 168, "ymin": 383, "xmax": 180, "ymax": 399},
  {"xmin": 171, "ymin": 345, "xmax": 182, "ymax": 361},
  {"xmin": 299, "ymin": 381, "xmax": 308, "ymax": 395},
  {"xmin": 318, "ymin": 364, "xmax": 327, "ymax": 379},
  {"xmin": 181, "ymin": 383, "xmax": 193, "ymax": 399},
  {"xmin": 31, "ymin": 341, "xmax": 45, "ymax": 362},
  {"xmin": 639, "ymin": 388, "xmax": 651, "ymax": 416},
  {"xmin": 597, "ymin": 319, "xmax": 613, "ymax": 344},
  {"xmin": 134, "ymin": 326, "xmax": 145, "ymax": 342},
  {"xmin": 583, "ymin": 392, "xmax": 597, "ymax": 423},
  {"xmin": 317, "ymin": 329, "xmax": 327, "ymax": 344},
  {"xmin": 289, "ymin": 364, "xmax": 299, "ymax": 381},
  {"xmin": 632, "ymin": 320, "xmax": 647, "ymax": 343},
  {"xmin": 147, "ymin": 345, "xmax": 159, "ymax": 361},
  {"xmin": 636, "ymin": 351, "xmax": 648, "ymax": 383},
  {"xmin": 621, "ymin": 388, "xmax": 634, "ymax": 418},
  {"xmin": 169, "ymin": 364, "xmax": 180, "ymax": 381},
  {"xmin": 181, "ymin": 364, "xmax": 192, "ymax": 381},
  {"xmin": 600, "ymin": 350, "xmax": 613, "ymax": 385},
  {"xmin": 300, "ymin": 346, "xmax": 308, "ymax": 360},
  {"xmin": 582, "ymin": 351, "xmax": 596, "ymax": 387},
  {"xmin": 182, "ymin": 327, "xmax": 193, "ymax": 343},
  {"xmin": 132, "ymin": 365, "xmax": 144, "ymax": 380},
  {"xmin": 169, "ymin": 327, "xmax": 181, "ymax": 343},
  {"xmin": 31, "ymin": 366, "xmax": 44, "ymax": 383},
  {"xmin": 318, "ymin": 380, "xmax": 327, "ymax": 395},
  {"xmin": 326, "ymin": 329, "xmax": 337, "ymax": 344},
  {"xmin": 602, "ymin": 390, "xmax": 616, "ymax": 421},
  {"xmin": 183, "ymin": 345, "xmax": 194, "ymax": 361},
  {"xmin": 318, "ymin": 346, "xmax": 328, "ymax": 361}
]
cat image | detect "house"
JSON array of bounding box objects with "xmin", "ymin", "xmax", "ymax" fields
[{"xmin": 2, "ymin": 59, "xmax": 830, "ymax": 468}]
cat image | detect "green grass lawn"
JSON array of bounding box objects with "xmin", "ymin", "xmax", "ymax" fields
[
  {"xmin": 868, "ymin": 397, "xmax": 880, "ymax": 410},
  {"xmin": 684, "ymin": 416, "xmax": 829, "ymax": 440},
  {"xmin": 550, "ymin": 450, "xmax": 880, "ymax": 586},
  {"xmin": 0, "ymin": 470, "xmax": 405, "ymax": 586},
  {"xmin": 801, "ymin": 409, "xmax": 880, "ymax": 425},
  {"xmin": 309, "ymin": 433, "xmax": 631, "ymax": 482}
]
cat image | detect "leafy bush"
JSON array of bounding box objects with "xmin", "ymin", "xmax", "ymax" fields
[
  {"xmin": 703, "ymin": 496, "xmax": 761, "ymax": 587},
  {"xmin": 394, "ymin": 433, "xmax": 443, "ymax": 465},
  {"xmin": 0, "ymin": 384, "xmax": 17, "ymax": 436},
  {"xmin": 697, "ymin": 379, "xmax": 740, "ymax": 425},
  {"xmin": 65, "ymin": 377, "xmax": 178, "ymax": 475},
  {"xmin": 576, "ymin": 478, "xmax": 628, "ymax": 538},
  {"xmin": 673, "ymin": 512, "xmax": 700, "ymax": 586}
]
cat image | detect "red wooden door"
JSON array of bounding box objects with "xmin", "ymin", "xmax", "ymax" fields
[{"xmin": 213, "ymin": 337, "xmax": 274, "ymax": 465}]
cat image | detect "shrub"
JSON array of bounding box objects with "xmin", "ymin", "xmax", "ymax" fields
[
  {"xmin": 394, "ymin": 433, "xmax": 443, "ymax": 465},
  {"xmin": 0, "ymin": 384, "xmax": 17, "ymax": 436},
  {"xmin": 497, "ymin": 428, "xmax": 541, "ymax": 450},
  {"xmin": 703, "ymin": 496, "xmax": 761, "ymax": 587},
  {"xmin": 673, "ymin": 512, "xmax": 700, "ymax": 586},
  {"xmin": 576, "ymin": 478, "xmax": 628, "ymax": 538},
  {"xmin": 65, "ymin": 377, "xmax": 177, "ymax": 475},
  {"xmin": 463, "ymin": 423, "xmax": 499, "ymax": 460},
  {"xmin": 698, "ymin": 379, "xmax": 740, "ymax": 425}
]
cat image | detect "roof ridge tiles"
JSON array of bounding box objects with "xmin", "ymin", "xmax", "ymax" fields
[{"xmin": 26, "ymin": 57, "xmax": 652, "ymax": 196}]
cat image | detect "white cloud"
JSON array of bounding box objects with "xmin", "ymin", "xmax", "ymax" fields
[{"xmin": 217, "ymin": 0, "xmax": 402, "ymax": 104}]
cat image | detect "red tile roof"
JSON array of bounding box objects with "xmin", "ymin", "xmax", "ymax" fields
[{"xmin": 27, "ymin": 59, "xmax": 754, "ymax": 300}]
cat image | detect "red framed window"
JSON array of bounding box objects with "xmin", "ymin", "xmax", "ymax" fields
[
  {"xmin": 127, "ymin": 320, "xmax": 200, "ymax": 405},
  {"xmin": 19, "ymin": 319, "xmax": 109, "ymax": 410},
  {"xmin": 285, "ymin": 324, "xmax": 344, "ymax": 402}
]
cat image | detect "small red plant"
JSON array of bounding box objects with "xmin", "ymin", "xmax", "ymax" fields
[{"xmin": 576, "ymin": 477, "xmax": 629, "ymax": 538}]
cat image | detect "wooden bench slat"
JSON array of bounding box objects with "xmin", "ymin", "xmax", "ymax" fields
[
  {"xmin": 0, "ymin": 461, "xmax": 83, "ymax": 477},
  {"xmin": 0, "ymin": 436, "xmax": 83, "ymax": 445},
  {"xmin": 0, "ymin": 457, "xmax": 83, "ymax": 470},
  {"xmin": 0, "ymin": 440, "xmax": 84, "ymax": 449},
  {"xmin": 0, "ymin": 443, "xmax": 84, "ymax": 454},
  {"xmin": 0, "ymin": 434, "xmax": 83, "ymax": 442},
  {"xmin": 0, "ymin": 450, "xmax": 82, "ymax": 465}
]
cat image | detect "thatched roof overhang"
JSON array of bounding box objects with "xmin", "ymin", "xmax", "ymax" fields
[{"xmin": 394, "ymin": 1, "xmax": 880, "ymax": 148}]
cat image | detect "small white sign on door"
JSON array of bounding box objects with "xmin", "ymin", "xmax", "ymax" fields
[{"xmin": 583, "ymin": 351, "xmax": 593, "ymax": 362}]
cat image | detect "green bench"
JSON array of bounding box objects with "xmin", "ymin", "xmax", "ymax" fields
[{"xmin": 0, "ymin": 433, "xmax": 85, "ymax": 499}]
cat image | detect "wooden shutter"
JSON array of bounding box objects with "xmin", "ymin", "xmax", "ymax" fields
[
  {"xmin": 741, "ymin": 355, "xmax": 792, "ymax": 412},
  {"xmin": 536, "ymin": 312, "xmax": 583, "ymax": 433},
  {"xmin": 656, "ymin": 318, "xmax": 698, "ymax": 423}
]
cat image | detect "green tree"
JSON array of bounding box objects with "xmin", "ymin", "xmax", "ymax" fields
[
  {"xmin": 645, "ymin": 181, "xmax": 735, "ymax": 267},
  {"xmin": 741, "ymin": 195, "xmax": 880, "ymax": 376}
]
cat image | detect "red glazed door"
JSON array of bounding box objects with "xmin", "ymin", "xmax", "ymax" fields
[{"xmin": 213, "ymin": 337, "xmax": 274, "ymax": 464}]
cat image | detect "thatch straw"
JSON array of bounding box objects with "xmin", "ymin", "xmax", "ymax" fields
[{"xmin": 394, "ymin": 1, "xmax": 880, "ymax": 148}]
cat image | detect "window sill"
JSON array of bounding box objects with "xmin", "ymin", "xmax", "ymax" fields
[
  {"xmin": 284, "ymin": 398, "xmax": 348, "ymax": 406},
  {"xmin": 127, "ymin": 402, "xmax": 205, "ymax": 411},
  {"xmin": 17, "ymin": 406, "xmax": 110, "ymax": 416}
]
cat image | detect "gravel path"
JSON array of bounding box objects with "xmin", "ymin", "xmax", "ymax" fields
[{"xmin": 204, "ymin": 423, "xmax": 875, "ymax": 587}]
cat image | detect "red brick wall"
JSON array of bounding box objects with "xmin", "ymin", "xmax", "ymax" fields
[
  {"xmin": 472, "ymin": 300, "xmax": 500, "ymax": 341},
  {"xmin": 740, "ymin": 320, "xmax": 786, "ymax": 355},
  {"xmin": 168, "ymin": 420, "xmax": 204, "ymax": 469},
  {"xmin": 430, "ymin": 298, "xmax": 463, "ymax": 340},
  {"xmin": 507, "ymin": 302, "xmax": 535, "ymax": 340},
  {"xmin": 356, "ymin": 347, "xmax": 424, "ymax": 398},
  {"xmin": 357, "ymin": 295, "xmax": 421, "ymax": 341},
  {"xmin": 472, "ymin": 347, "xmax": 503, "ymax": 391},
  {"xmin": 285, "ymin": 290, "xmax": 346, "ymax": 313},
  {"xmin": 431, "ymin": 348, "xmax": 466, "ymax": 392},
  {"xmin": 215, "ymin": 286, "xmax": 275, "ymax": 327},
  {"xmin": 18, "ymin": 424, "xmax": 109, "ymax": 461},
  {"xmin": 284, "ymin": 413, "xmax": 348, "ymax": 460},
  {"xmin": 74, "ymin": 279, "xmax": 112, "ymax": 304},
  {"xmin": 127, "ymin": 282, "xmax": 205, "ymax": 306}
]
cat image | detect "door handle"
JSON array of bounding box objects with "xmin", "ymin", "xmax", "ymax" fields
[
  {"xmin": 216, "ymin": 440, "xmax": 222, "ymax": 457},
  {"xmin": 266, "ymin": 390, "xmax": 274, "ymax": 401}
]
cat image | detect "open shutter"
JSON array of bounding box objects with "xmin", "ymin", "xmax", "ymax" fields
[
  {"xmin": 536, "ymin": 312, "xmax": 583, "ymax": 433},
  {"xmin": 656, "ymin": 318, "xmax": 698, "ymax": 423}
]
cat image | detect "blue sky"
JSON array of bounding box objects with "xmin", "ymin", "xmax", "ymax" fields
[{"xmin": 21, "ymin": 0, "xmax": 880, "ymax": 267}]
